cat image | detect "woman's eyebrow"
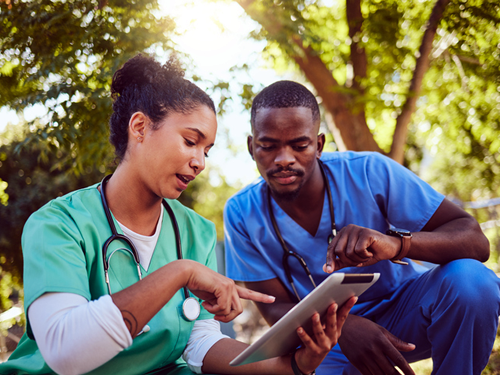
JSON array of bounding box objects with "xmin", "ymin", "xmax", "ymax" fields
[{"xmin": 186, "ymin": 127, "xmax": 206, "ymax": 139}]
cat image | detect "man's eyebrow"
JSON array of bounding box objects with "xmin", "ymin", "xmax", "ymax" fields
[
  {"xmin": 288, "ymin": 136, "xmax": 312, "ymax": 143},
  {"xmin": 257, "ymin": 135, "xmax": 312, "ymax": 143}
]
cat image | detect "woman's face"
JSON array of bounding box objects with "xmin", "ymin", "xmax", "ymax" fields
[{"xmin": 135, "ymin": 105, "xmax": 217, "ymax": 200}]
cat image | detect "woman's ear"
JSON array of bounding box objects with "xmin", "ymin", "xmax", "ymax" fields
[{"xmin": 129, "ymin": 112, "xmax": 148, "ymax": 142}]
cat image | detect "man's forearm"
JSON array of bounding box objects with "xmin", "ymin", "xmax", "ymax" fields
[{"xmin": 409, "ymin": 216, "xmax": 489, "ymax": 264}]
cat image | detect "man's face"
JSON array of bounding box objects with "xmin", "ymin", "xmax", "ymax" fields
[{"xmin": 248, "ymin": 106, "xmax": 323, "ymax": 201}]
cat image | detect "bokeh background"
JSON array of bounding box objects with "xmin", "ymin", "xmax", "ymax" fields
[{"xmin": 1, "ymin": 0, "xmax": 500, "ymax": 372}]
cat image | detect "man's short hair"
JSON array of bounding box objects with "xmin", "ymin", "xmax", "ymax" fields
[{"xmin": 250, "ymin": 81, "xmax": 320, "ymax": 127}]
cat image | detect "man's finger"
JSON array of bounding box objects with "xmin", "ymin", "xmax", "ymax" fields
[{"xmin": 385, "ymin": 330, "xmax": 416, "ymax": 352}]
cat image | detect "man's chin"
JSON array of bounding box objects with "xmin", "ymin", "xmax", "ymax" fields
[{"xmin": 270, "ymin": 186, "xmax": 301, "ymax": 202}]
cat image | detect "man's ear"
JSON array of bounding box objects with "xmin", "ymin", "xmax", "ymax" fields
[
  {"xmin": 129, "ymin": 112, "xmax": 148, "ymax": 141},
  {"xmin": 247, "ymin": 135, "xmax": 254, "ymax": 161},
  {"xmin": 316, "ymin": 133, "xmax": 326, "ymax": 159}
]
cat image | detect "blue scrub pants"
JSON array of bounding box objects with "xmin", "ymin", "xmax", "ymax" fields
[{"xmin": 317, "ymin": 259, "xmax": 500, "ymax": 375}]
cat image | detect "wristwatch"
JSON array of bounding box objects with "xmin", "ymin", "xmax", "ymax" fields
[
  {"xmin": 291, "ymin": 351, "xmax": 316, "ymax": 375},
  {"xmin": 386, "ymin": 228, "xmax": 412, "ymax": 265}
]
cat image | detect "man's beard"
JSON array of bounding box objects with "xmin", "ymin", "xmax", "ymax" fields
[{"xmin": 270, "ymin": 185, "xmax": 302, "ymax": 201}]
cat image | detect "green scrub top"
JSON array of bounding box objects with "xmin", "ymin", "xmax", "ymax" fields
[{"xmin": 0, "ymin": 184, "xmax": 218, "ymax": 375}]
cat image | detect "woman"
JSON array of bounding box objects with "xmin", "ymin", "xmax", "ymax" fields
[{"xmin": 0, "ymin": 55, "xmax": 354, "ymax": 375}]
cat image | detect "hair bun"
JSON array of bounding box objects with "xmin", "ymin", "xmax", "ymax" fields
[{"xmin": 111, "ymin": 54, "xmax": 185, "ymax": 99}]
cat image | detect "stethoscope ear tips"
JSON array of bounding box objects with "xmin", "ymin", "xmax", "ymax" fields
[{"xmin": 142, "ymin": 325, "xmax": 151, "ymax": 333}]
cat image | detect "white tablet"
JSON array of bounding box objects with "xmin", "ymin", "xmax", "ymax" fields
[{"xmin": 230, "ymin": 272, "xmax": 380, "ymax": 366}]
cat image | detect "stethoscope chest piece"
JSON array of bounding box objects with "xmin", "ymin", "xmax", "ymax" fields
[{"xmin": 181, "ymin": 297, "xmax": 201, "ymax": 321}]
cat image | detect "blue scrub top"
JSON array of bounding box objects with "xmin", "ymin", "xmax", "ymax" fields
[
  {"xmin": 224, "ymin": 151, "xmax": 444, "ymax": 314},
  {"xmin": 1, "ymin": 184, "xmax": 217, "ymax": 375}
]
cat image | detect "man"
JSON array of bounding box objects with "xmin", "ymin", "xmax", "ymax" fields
[{"xmin": 223, "ymin": 80, "xmax": 500, "ymax": 375}]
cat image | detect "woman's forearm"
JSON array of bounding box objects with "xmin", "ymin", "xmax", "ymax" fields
[{"xmin": 202, "ymin": 338, "xmax": 293, "ymax": 375}]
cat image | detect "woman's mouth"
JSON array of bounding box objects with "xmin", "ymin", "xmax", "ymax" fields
[{"xmin": 176, "ymin": 174, "xmax": 194, "ymax": 190}]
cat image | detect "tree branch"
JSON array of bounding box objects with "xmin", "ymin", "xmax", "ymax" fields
[
  {"xmin": 390, "ymin": 0, "xmax": 451, "ymax": 163},
  {"xmin": 236, "ymin": 0, "xmax": 381, "ymax": 152},
  {"xmin": 346, "ymin": 0, "xmax": 367, "ymax": 91}
]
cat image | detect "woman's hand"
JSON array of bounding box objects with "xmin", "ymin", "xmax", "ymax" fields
[
  {"xmin": 183, "ymin": 260, "xmax": 275, "ymax": 322},
  {"xmin": 293, "ymin": 296, "xmax": 357, "ymax": 374}
]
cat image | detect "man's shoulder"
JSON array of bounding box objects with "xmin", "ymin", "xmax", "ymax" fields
[{"xmin": 321, "ymin": 151, "xmax": 386, "ymax": 164}]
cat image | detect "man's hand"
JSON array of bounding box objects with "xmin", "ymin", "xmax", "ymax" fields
[
  {"xmin": 323, "ymin": 224, "xmax": 402, "ymax": 272},
  {"xmin": 294, "ymin": 296, "xmax": 357, "ymax": 374},
  {"xmin": 338, "ymin": 315, "xmax": 416, "ymax": 375}
]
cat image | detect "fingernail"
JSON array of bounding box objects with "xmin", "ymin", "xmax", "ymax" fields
[{"xmin": 297, "ymin": 327, "xmax": 304, "ymax": 334}]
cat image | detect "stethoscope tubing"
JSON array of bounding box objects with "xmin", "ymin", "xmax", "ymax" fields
[
  {"xmin": 99, "ymin": 174, "xmax": 196, "ymax": 319},
  {"xmin": 267, "ymin": 159, "xmax": 336, "ymax": 301}
]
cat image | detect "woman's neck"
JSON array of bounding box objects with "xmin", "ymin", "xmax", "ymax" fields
[{"xmin": 103, "ymin": 165, "xmax": 162, "ymax": 236}]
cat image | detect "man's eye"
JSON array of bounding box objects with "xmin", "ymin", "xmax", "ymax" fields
[
  {"xmin": 293, "ymin": 144, "xmax": 308, "ymax": 150},
  {"xmin": 260, "ymin": 144, "xmax": 274, "ymax": 150}
]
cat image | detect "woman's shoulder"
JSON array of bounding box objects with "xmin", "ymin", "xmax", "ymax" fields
[{"xmin": 27, "ymin": 183, "xmax": 102, "ymax": 226}]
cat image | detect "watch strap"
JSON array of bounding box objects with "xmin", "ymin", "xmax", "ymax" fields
[
  {"xmin": 391, "ymin": 233, "xmax": 411, "ymax": 265},
  {"xmin": 291, "ymin": 351, "xmax": 315, "ymax": 375}
]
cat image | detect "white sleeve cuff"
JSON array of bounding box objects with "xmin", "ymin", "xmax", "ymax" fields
[{"xmin": 182, "ymin": 319, "xmax": 230, "ymax": 374}]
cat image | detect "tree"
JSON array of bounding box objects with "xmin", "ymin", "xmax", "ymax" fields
[
  {"xmin": 0, "ymin": 0, "xmax": 237, "ymax": 282},
  {"xmin": 0, "ymin": 0, "xmax": 175, "ymax": 173},
  {"xmin": 233, "ymin": 0, "xmax": 500, "ymax": 190}
]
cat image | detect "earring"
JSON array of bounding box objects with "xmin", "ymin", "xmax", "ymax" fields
[{"xmin": 137, "ymin": 136, "xmax": 143, "ymax": 142}]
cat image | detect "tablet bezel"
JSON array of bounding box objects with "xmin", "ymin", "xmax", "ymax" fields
[{"xmin": 230, "ymin": 272, "xmax": 380, "ymax": 366}]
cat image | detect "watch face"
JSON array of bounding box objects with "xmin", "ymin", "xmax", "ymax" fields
[{"xmin": 387, "ymin": 228, "xmax": 411, "ymax": 236}]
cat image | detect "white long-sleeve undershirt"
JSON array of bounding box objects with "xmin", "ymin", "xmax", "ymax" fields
[{"xmin": 29, "ymin": 293, "xmax": 228, "ymax": 375}]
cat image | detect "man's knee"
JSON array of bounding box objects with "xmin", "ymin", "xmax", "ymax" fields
[{"xmin": 433, "ymin": 259, "xmax": 500, "ymax": 310}]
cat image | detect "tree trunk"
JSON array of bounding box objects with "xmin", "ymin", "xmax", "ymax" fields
[{"xmin": 389, "ymin": 0, "xmax": 451, "ymax": 163}]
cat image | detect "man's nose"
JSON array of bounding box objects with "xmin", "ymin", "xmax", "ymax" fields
[{"xmin": 274, "ymin": 147, "xmax": 295, "ymax": 168}]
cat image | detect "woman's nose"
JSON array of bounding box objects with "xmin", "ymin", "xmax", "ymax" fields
[{"xmin": 190, "ymin": 151, "xmax": 205, "ymax": 174}]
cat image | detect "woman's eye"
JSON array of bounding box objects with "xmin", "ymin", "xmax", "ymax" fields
[
  {"xmin": 185, "ymin": 139, "xmax": 195, "ymax": 146},
  {"xmin": 204, "ymin": 152, "xmax": 209, "ymax": 158}
]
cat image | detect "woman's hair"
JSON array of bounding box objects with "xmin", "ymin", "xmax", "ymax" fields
[{"xmin": 109, "ymin": 54, "xmax": 216, "ymax": 159}]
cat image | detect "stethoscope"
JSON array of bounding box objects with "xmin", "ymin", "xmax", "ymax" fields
[
  {"xmin": 267, "ymin": 159, "xmax": 336, "ymax": 301},
  {"xmin": 100, "ymin": 174, "xmax": 201, "ymax": 327}
]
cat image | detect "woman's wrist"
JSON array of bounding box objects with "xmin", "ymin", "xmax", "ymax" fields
[{"xmin": 292, "ymin": 350, "xmax": 316, "ymax": 375}]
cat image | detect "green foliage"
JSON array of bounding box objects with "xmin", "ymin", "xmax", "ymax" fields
[
  {"xmin": 237, "ymin": 0, "xmax": 500, "ymax": 200},
  {"xmin": 0, "ymin": 126, "xmax": 106, "ymax": 278},
  {"xmin": 0, "ymin": 179, "xmax": 8, "ymax": 206},
  {"xmin": 0, "ymin": 0, "xmax": 176, "ymax": 173}
]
